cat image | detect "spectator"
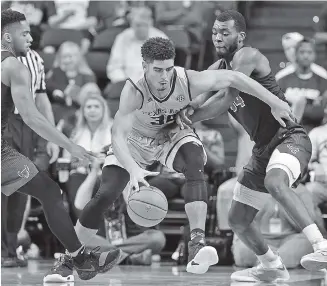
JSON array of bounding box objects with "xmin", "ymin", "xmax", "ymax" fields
[
  {"xmin": 277, "ymin": 38, "xmax": 327, "ymax": 132},
  {"xmin": 104, "ymin": 6, "xmax": 167, "ymax": 116},
  {"xmin": 276, "ymin": 32, "xmax": 327, "ymax": 81},
  {"xmin": 46, "ymin": 41, "xmax": 96, "ymax": 124},
  {"xmin": 2, "ymin": 1, "xmax": 51, "ymax": 49},
  {"xmin": 232, "ymin": 185, "xmax": 327, "ymax": 268},
  {"xmin": 106, "ymin": 6, "xmax": 167, "ymax": 84},
  {"xmin": 46, "ymin": 0, "xmax": 98, "ymax": 53},
  {"xmin": 154, "ymin": 1, "xmax": 205, "ymax": 47},
  {"xmin": 87, "ymin": 1, "xmax": 130, "ymax": 30},
  {"xmin": 59, "ymin": 93, "xmax": 113, "ymax": 222},
  {"xmin": 1, "ymin": 50, "xmax": 56, "ymax": 267},
  {"xmin": 305, "ymin": 112, "xmax": 327, "ymax": 207}
]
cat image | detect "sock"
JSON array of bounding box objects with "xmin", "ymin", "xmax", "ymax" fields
[
  {"xmin": 257, "ymin": 248, "xmax": 282, "ymax": 268},
  {"xmin": 69, "ymin": 245, "xmax": 85, "ymax": 264},
  {"xmin": 190, "ymin": 228, "xmax": 205, "ymax": 241},
  {"xmin": 302, "ymin": 224, "xmax": 325, "ymax": 247},
  {"xmin": 75, "ymin": 220, "xmax": 98, "ymax": 245}
]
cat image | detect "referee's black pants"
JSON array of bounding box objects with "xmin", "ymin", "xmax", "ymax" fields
[{"xmin": 1, "ymin": 113, "xmax": 48, "ymax": 258}]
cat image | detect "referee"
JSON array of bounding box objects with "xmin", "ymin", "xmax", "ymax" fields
[{"xmin": 1, "ymin": 49, "xmax": 59, "ymax": 267}]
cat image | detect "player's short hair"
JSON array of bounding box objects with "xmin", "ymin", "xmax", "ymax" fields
[
  {"xmin": 295, "ymin": 38, "xmax": 315, "ymax": 53},
  {"xmin": 141, "ymin": 37, "xmax": 176, "ymax": 63},
  {"xmin": 1, "ymin": 9, "xmax": 26, "ymax": 36},
  {"xmin": 216, "ymin": 10, "xmax": 246, "ymax": 33}
]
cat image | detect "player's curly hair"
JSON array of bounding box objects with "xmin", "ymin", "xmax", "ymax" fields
[
  {"xmin": 216, "ymin": 10, "xmax": 246, "ymax": 33},
  {"xmin": 141, "ymin": 37, "xmax": 176, "ymax": 63},
  {"xmin": 1, "ymin": 9, "xmax": 26, "ymax": 36}
]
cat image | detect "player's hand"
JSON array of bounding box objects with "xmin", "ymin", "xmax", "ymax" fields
[
  {"xmin": 46, "ymin": 142, "xmax": 60, "ymax": 164},
  {"xmin": 176, "ymin": 106, "xmax": 194, "ymax": 130},
  {"xmin": 129, "ymin": 167, "xmax": 159, "ymax": 193},
  {"xmin": 271, "ymin": 100, "xmax": 295, "ymax": 127},
  {"xmin": 69, "ymin": 144, "xmax": 98, "ymax": 162},
  {"xmin": 91, "ymin": 157, "xmax": 105, "ymax": 171}
]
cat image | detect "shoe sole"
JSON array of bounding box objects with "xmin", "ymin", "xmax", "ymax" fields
[
  {"xmin": 186, "ymin": 246, "xmax": 219, "ymax": 274},
  {"xmin": 77, "ymin": 249, "xmax": 122, "ymax": 280},
  {"xmin": 231, "ymin": 269, "xmax": 290, "ymax": 283},
  {"xmin": 43, "ymin": 274, "xmax": 74, "ymax": 283},
  {"xmin": 301, "ymin": 256, "xmax": 327, "ymax": 271}
]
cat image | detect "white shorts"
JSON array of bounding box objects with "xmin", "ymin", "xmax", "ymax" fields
[{"xmin": 104, "ymin": 128, "xmax": 207, "ymax": 172}]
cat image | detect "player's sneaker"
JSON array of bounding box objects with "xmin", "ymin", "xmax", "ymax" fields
[
  {"xmin": 73, "ymin": 247, "xmax": 121, "ymax": 280},
  {"xmin": 43, "ymin": 254, "xmax": 74, "ymax": 283},
  {"xmin": 300, "ymin": 249, "xmax": 327, "ymax": 271},
  {"xmin": 230, "ymin": 263, "xmax": 290, "ymax": 283},
  {"xmin": 186, "ymin": 236, "xmax": 219, "ymax": 274}
]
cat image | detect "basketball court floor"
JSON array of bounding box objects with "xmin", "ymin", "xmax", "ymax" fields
[{"xmin": 2, "ymin": 260, "xmax": 327, "ymax": 286}]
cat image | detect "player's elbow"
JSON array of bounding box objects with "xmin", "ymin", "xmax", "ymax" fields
[{"xmin": 228, "ymin": 71, "xmax": 244, "ymax": 89}]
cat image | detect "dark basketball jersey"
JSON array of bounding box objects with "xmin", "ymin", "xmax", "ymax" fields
[
  {"xmin": 277, "ymin": 71, "xmax": 327, "ymax": 130},
  {"xmin": 1, "ymin": 50, "xmax": 15, "ymax": 135},
  {"xmin": 217, "ymin": 51, "xmax": 301, "ymax": 146}
]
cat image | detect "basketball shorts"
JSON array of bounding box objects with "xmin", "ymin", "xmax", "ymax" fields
[
  {"xmin": 1, "ymin": 139, "xmax": 39, "ymax": 196},
  {"xmin": 104, "ymin": 127, "xmax": 207, "ymax": 172},
  {"xmin": 238, "ymin": 127, "xmax": 312, "ymax": 194}
]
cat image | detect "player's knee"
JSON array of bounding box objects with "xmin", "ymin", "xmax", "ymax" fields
[
  {"xmin": 228, "ymin": 207, "xmax": 250, "ymax": 233},
  {"xmin": 94, "ymin": 166, "xmax": 129, "ymax": 208},
  {"xmin": 145, "ymin": 230, "xmax": 166, "ymax": 254},
  {"xmin": 264, "ymin": 169, "xmax": 289, "ymax": 200},
  {"xmin": 179, "ymin": 143, "xmax": 205, "ymax": 180}
]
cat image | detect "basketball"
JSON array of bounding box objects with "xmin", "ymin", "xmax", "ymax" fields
[{"xmin": 127, "ymin": 186, "xmax": 168, "ymax": 227}]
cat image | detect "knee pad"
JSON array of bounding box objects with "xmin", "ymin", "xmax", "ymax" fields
[
  {"xmin": 180, "ymin": 143, "xmax": 207, "ymax": 204},
  {"xmin": 179, "ymin": 143, "xmax": 205, "ymax": 181}
]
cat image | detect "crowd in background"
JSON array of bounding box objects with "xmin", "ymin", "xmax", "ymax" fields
[{"xmin": 1, "ymin": 0, "xmax": 327, "ymax": 269}]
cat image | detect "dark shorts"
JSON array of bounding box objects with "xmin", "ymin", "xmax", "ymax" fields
[
  {"xmin": 1, "ymin": 139, "xmax": 38, "ymax": 196},
  {"xmin": 238, "ymin": 126, "xmax": 312, "ymax": 193}
]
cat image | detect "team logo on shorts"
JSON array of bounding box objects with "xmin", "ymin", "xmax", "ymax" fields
[
  {"xmin": 17, "ymin": 165, "xmax": 30, "ymax": 179},
  {"xmin": 287, "ymin": 144, "xmax": 299, "ymax": 154},
  {"xmin": 176, "ymin": 94, "xmax": 185, "ymax": 102}
]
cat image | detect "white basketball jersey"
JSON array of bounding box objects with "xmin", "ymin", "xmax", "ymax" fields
[{"xmin": 129, "ymin": 67, "xmax": 192, "ymax": 137}]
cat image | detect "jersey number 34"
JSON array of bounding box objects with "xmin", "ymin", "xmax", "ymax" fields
[{"xmin": 230, "ymin": 96, "xmax": 245, "ymax": 112}]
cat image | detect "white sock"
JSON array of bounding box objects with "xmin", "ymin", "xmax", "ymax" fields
[
  {"xmin": 257, "ymin": 248, "xmax": 282, "ymax": 269},
  {"xmin": 75, "ymin": 220, "xmax": 98, "ymax": 245},
  {"xmin": 70, "ymin": 245, "xmax": 84, "ymax": 257},
  {"xmin": 302, "ymin": 224, "xmax": 324, "ymax": 247}
]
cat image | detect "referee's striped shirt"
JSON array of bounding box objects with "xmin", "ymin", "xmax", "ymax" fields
[{"xmin": 14, "ymin": 50, "xmax": 46, "ymax": 113}]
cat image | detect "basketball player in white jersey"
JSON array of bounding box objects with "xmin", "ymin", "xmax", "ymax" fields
[{"xmin": 45, "ymin": 37, "xmax": 294, "ymax": 281}]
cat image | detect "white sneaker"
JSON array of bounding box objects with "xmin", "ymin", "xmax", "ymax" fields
[
  {"xmin": 301, "ymin": 249, "xmax": 327, "ymax": 271},
  {"xmin": 186, "ymin": 237, "xmax": 219, "ymax": 274},
  {"xmin": 231, "ymin": 263, "xmax": 290, "ymax": 283}
]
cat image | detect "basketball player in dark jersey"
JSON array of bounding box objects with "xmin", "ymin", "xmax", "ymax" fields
[
  {"xmin": 1, "ymin": 9, "xmax": 120, "ymax": 282},
  {"xmin": 177, "ymin": 10, "xmax": 327, "ymax": 282}
]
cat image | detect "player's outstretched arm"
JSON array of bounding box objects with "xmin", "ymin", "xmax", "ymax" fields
[
  {"xmin": 187, "ymin": 69, "xmax": 293, "ymax": 126},
  {"xmin": 112, "ymin": 81, "xmax": 159, "ymax": 192},
  {"xmin": 8, "ymin": 59, "xmax": 92, "ymax": 161}
]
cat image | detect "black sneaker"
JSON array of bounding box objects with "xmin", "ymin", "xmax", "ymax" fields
[
  {"xmin": 73, "ymin": 247, "xmax": 121, "ymax": 280},
  {"xmin": 43, "ymin": 254, "xmax": 74, "ymax": 283},
  {"xmin": 1, "ymin": 256, "xmax": 28, "ymax": 268},
  {"xmin": 186, "ymin": 236, "xmax": 218, "ymax": 274}
]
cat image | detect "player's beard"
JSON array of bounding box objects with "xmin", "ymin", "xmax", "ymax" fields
[{"xmin": 216, "ymin": 40, "xmax": 239, "ymax": 59}]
